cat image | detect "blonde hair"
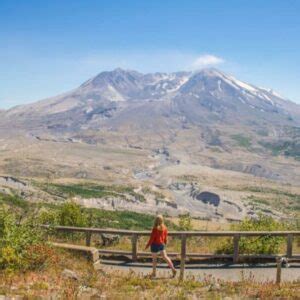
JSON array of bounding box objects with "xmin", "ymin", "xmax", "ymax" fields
[{"xmin": 154, "ymin": 214, "xmax": 165, "ymax": 230}]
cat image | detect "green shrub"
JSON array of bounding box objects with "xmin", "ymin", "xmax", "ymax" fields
[
  {"xmin": 37, "ymin": 208, "xmax": 59, "ymax": 226},
  {"xmin": 178, "ymin": 214, "xmax": 193, "ymax": 231},
  {"xmin": 0, "ymin": 207, "xmax": 50, "ymax": 271},
  {"xmin": 56, "ymin": 201, "xmax": 88, "ymax": 227},
  {"xmin": 0, "ymin": 208, "xmax": 5, "ymax": 237},
  {"xmin": 231, "ymin": 134, "xmax": 252, "ymax": 148},
  {"xmin": 216, "ymin": 215, "xmax": 288, "ymax": 255},
  {"xmin": 259, "ymin": 140, "xmax": 300, "ymax": 160},
  {"xmin": 37, "ymin": 202, "xmax": 88, "ymax": 228}
]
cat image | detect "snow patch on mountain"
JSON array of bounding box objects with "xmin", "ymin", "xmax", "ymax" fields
[
  {"xmin": 103, "ymin": 85, "xmax": 126, "ymax": 102},
  {"xmin": 259, "ymin": 87, "xmax": 286, "ymax": 100},
  {"xmin": 227, "ymin": 76, "xmax": 257, "ymax": 93}
]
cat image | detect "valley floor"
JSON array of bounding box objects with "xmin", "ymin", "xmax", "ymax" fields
[{"xmin": 1, "ymin": 129, "xmax": 300, "ymax": 221}]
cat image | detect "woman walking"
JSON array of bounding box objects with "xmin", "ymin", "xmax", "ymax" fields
[{"xmin": 145, "ymin": 215, "xmax": 177, "ymax": 278}]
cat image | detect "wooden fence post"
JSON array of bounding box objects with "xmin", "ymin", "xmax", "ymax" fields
[
  {"xmin": 86, "ymin": 231, "xmax": 92, "ymax": 246},
  {"xmin": 233, "ymin": 234, "xmax": 240, "ymax": 263},
  {"xmin": 276, "ymin": 257, "xmax": 282, "ymax": 284},
  {"xmin": 132, "ymin": 234, "xmax": 138, "ymax": 261},
  {"xmin": 286, "ymin": 234, "xmax": 293, "ymax": 258},
  {"xmin": 180, "ymin": 234, "xmax": 187, "ymax": 280}
]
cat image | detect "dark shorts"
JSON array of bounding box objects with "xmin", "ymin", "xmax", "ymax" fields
[{"xmin": 151, "ymin": 243, "xmax": 165, "ymax": 253}]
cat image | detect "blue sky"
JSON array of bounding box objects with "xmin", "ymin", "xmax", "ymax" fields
[{"xmin": 0, "ymin": 0, "xmax": 299, "ymax": 108}]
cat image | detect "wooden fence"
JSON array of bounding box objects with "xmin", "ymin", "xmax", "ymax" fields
[{"xmin": 42, "ymin": 225, "xmax": 300, "ymax": 279}]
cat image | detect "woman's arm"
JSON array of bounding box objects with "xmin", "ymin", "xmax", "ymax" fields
[{"xmin": 145, "ymin": 228, "xmax": 155, "ymax": 249}]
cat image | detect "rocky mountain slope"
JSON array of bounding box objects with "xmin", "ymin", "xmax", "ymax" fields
[
  {"xmin": 2, "ymin": 68, "xmax": 300, "ymax": 176},
  {"xmin": 3, "ymin": 68, "xmax": 300, "ymax": 131},
  {"xmin": 1, "ymin": 68, "xmax": 300, "ymax": 220}
]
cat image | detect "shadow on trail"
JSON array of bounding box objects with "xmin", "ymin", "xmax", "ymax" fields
[{"xmin": 101, "ymin": 259, "xmax": 300, "ymax": 270}]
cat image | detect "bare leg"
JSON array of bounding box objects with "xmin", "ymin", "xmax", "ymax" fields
[
  {"xmin": 151, "ymin": 253, "xmax": 158, "ymax": 277},
  {"xmin": 161, "ymin": 250, "xmax": 175, "ymax": 271}
]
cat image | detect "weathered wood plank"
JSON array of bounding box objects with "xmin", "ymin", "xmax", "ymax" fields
[
  {"xmin": 51, "ymin": 242, "xmax": 101, "ymax": 270},
  {"xmin": 51, "ymin": 242, "xmax": 99, "ymax": 262},
  {"xmin": 276, "ymin": 257, "xmax": 282, "ymax": 284},
  {"xmin": 286, "ymin": 234, "xmax": 293, "ymax": 258},
  {"xmin": 180, "ymin": 234, "xmax": 187, "ymax": 280},
  {"xmin": 91, "ymin": 249, "xmax": 100, "ymax": 262},
  {"xmin": 86, "ymin": 232, "xmax": 92, "ymax": 246},
  {"xmin": 98, "ymin": 249, "xmax": 132, "ymax": 256},
  {"xmin": 41, "ymin": 225, "xmax": 300, "ymax": 237},
  {"xmin": 131, "ymin": 233, "xmax": 138, "ymax": 261},
  {"xmin": 97, "ymin": 251, "xmax": 300, "ymax": 260},
  {"xmin": 233, "ymin": 234, "xmax": 240, "ymax": 263},
  {"xmin": 52, "ymin": 242, "xmax": 96, "ymax": 252}
]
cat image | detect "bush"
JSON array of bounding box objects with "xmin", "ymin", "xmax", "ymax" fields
[
  {"xmin": 37, "ymin": 202, "xmax": 88, "ymax": 227},
  {"xmin": 216, "ymin": 215, "xmax": 288, "ymax": 255},
  {"xmin": 178, "ymin": 214, "xmax": 193, "ymax": 231},
  {"xmin": 0, "ymin": 208, "xmax": 6, "ymax": 237},
  {"xmin": 37, "ymin": 208, "xmax": 59, "ymax": 226},
  {"xmin": 0, "ymin": 207, "xmax": 52, "ymax": 271},
  {"xmin": 56, "ymin": 201, "xmax": 88, "ymax": 227}
]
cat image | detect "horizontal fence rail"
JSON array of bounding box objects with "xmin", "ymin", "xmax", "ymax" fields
[
  {"xmin": 42, "ymin": 225, "xmax": 300, "ymax": 279},
  {"xmin": 41, "ymin": 225, "xmax": 300, "ymax": 237}
]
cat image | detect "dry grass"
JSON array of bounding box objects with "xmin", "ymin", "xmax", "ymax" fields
[{"xmin": 0, "ymin": 248, "xmax": 299, "ymax": 299}]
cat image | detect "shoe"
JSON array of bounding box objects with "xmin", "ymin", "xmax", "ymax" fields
[{"xmin": 171, "ymin": 269, "xmax": 177, "ymax": 278}]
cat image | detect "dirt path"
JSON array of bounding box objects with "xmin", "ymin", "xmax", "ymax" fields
[{"xmin": 101, "ymin": 260, "xmax": 300, "ymax": 282}]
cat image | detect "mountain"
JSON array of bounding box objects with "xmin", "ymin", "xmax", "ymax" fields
[
  {"xmin": 1, "ymin": 68, "xmax": 300, "ymax": 220},
  {"xmin": 1, "ymin": 68, "xmax": 300, "ymax": 172},
  {"xmin": 3, "ymin": 68, "xmax": 299, "ymax": 131},
  {"xmin": 1, "ymin": 68, "xmax": 300, "ymax": 177}
]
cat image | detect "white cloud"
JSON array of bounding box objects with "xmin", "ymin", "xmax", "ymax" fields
[
  {"xmin": 79, "ymin": 51, "xmax": 225, "ymax": 73},
  {"xmin": 191, "ymin": 54, "xmax": 224, "ymax": 70}
]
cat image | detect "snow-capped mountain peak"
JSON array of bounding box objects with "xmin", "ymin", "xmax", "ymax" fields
[{"xmin": 3, "ymin": 68, "xmax": 299, "ymax": 126}]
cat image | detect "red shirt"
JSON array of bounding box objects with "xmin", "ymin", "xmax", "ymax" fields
[{"xmin": 146, "ymin": 226, "xmax": 168, "ymax": 248}]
